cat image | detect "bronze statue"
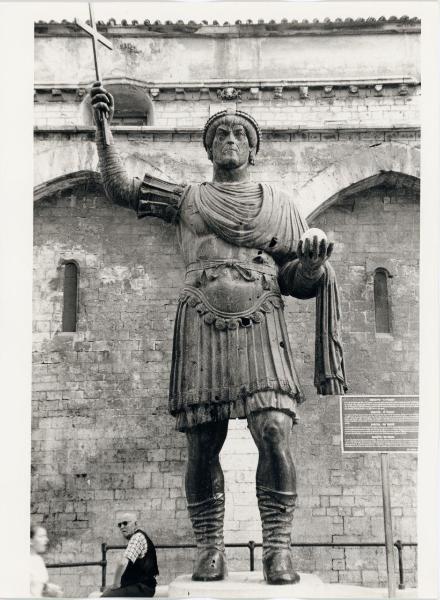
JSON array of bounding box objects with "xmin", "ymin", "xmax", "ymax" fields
[{"xmin": 91, "ymin": 82, "xmax": 347, "ymax": 585}]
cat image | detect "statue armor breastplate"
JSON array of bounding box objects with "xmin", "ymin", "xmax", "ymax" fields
[
  {"xmin": 137, "ymin": 178, "xmax": 286, "ymax": 327},
  {"xmin": 179, "ymin": 197, "xmax": 283, "ymax": 329}
]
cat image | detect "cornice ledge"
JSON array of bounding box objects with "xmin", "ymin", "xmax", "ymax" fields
[
  {"xmin": 34, "ymin": 124, "xmax": 421, "ymax": 135},
  {"xmin": 34, "ymin": 76, "xmax": 420, "ymax": 91}
]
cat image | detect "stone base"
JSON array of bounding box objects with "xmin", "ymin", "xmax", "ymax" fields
[{"xmin": 168, "ymin": 571, "xmax": 418, "ymax": 598}]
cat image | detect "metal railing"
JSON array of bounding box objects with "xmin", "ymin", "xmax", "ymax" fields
[{"xmin": 47, "ymin": 539, "xmax": 417, "ymax": 591}]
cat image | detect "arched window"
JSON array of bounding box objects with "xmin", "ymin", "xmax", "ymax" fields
[
  {"xmin": 62, "ymin": 261, "xmax": 79, "ymax": 332},
  {"xmin": 374, "ymin": 268, "xmax": 391, "ymax": 334},
  {"xmin": 108, "ymin": 84, "xmax": 154, "ymax": 125},
  {"xmin": 80, "ymin": 83, "xmax": 155, "ymax": 126}
]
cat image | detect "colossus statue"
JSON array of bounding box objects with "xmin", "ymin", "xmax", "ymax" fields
[{"xmin": 91, "ymin": 82, "xmax": 347, "ymax": 585}]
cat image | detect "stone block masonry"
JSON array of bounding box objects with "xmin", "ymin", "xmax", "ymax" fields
[
  {"xmin": 34, "ymin": 134, "xmax": 420, "ymax": 195},
  {"xmin": 34, "ymin": 89, "xmax": 420, "ymax": 131},
  {"xmin": 32, "ymin": 16, "xmax": 420, "ymax": 596},
  {"xmin": 33, "ymin": 190, "xmax": 192, "ymax": 596},
  {"xmin": 33, "ymin": 175, "xmax": 418, "ymax": 595}
]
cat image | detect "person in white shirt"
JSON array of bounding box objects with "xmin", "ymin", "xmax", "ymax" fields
[{"xmin": 30, "ymin": 524, "xmax": 63, "ymax": 597}]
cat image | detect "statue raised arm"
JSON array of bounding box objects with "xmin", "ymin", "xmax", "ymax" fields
[
  {"xmin": 91, "ymin": 83, "xmax": 347, "ymax": 586},
  {"xmin": 90, "ymin": 81, "xmax": 184, "ymax": 220}
]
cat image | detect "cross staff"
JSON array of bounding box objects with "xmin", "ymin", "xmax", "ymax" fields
[{"xmin": 75, "ymin": 3, "xmax": 113, "ymax": 145}]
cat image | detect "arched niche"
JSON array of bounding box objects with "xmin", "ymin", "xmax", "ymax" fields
[
  {"xmin": 34, "ymin": 170, "xmax": 103, "ymax": 203},
  {"xmin": 309, "ymin": 170, "xmax": 420, "ymax": 221},
  {"xmin": 34, "ymin": 147, "xmax": 181, "ymax": 192},
  {"xmin": 80, "ymin": 79, "xmax": 155, "ymax": 126},
  {"xmin": 308, "ymin": 167, "xmax": 419, "ymax": 349},
  {"xmin": 297, "ymin": 143, "xmax": 420, "ymax": 220}
]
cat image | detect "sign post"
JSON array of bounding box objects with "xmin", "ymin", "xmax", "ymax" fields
[
  {"xmin": 340, "ymin": 395, "xmax": 419, "ymax": 598},
  {"xmin": 380, "ymin": 452, "xmax": 396, "ymax": 598}
]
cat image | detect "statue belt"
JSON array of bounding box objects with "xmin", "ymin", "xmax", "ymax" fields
[
  {"xmin": 180, "ymin": 286, "xmax": 283, "ymax": 330},
  {"xmin": 181, "ymin": 260, "xmax": 282, "ymax": 329},
  {"xmin": 185, "ymin": 259, "xmax": 277, "ymax": 279}
]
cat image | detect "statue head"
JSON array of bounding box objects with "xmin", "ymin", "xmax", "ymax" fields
[{"xmin": 203, "ymin": 109, "xmax": 261, "ymax": 168}]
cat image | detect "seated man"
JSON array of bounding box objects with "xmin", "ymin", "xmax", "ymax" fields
[{"xmin": 101, "ymin": 513, "xmax": 158, "ymax": 598}]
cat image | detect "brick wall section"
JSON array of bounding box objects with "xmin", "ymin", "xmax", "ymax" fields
[
  {"xmin": 33, "ymin": 189, "xmax": 191, "ymax": 595},
  {"xmin": 34, "ymin": 90, "xmax": 420, "ymax": 129},
  {"xmin": 34, "ymin": 102, "xmax": 81, "ymax": 127},
  {"xmin": 153, "ymin": 93, "xmax": 420, "ymax": 129},
  {"xmin": 33, "ymin": 135, "xmax": 420, "ymax": 196},
  {"xmin": 33, "ymin": 19, "xmax": 420, "ymax": 597},
  {"xmin": 33, "ymin": 175, "xmax": 418, "ymax": 595}
]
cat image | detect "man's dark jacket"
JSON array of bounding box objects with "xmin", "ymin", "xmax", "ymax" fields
[{"xmin": 121, "ymin": 529, "xmax": 159, "ymax": 589}]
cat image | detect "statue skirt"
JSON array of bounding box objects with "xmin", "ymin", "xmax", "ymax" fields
[{"xmin": 169, "ymin": 291, "xmax": 305, "ymax": 431}]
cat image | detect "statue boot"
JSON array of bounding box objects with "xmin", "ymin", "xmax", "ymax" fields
[
  {"xmin": 257, "ymin": 486, "xmax": 300, "ymax": 585},
  {"xmin": 188, "ymin": 493, "xmax": 227, "ymax": 581}
]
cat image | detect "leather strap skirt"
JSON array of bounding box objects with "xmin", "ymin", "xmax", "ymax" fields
[{"xmin": 168, "ymin": 288, "xmax": 304, "ymax": 431}]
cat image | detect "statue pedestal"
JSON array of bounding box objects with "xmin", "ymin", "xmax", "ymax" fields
[
  {"xmin": 168, "ymin": 571, "xmax": 325, "ymax": 598},
  {"xmin": 168, "ymin": 571, "xmax": 417, "ymax": 598}
]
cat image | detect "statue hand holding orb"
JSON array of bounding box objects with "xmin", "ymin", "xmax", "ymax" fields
[{"xmin": 297, "ymin": 228, "xmax": 333, "ymax": 277}]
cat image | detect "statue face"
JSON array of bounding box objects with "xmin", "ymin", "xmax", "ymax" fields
[{"xmin": 211, "ymin": 119, "xmax": 251, "ymax": 169}]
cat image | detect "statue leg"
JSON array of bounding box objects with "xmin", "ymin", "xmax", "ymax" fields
[
  {"xmin": 185, "ymin": 419, "xmax": 229, "ymax": 581},
  {"xmin": 247, "ymin": 409, "xmax": 300, "ymax": 585}
]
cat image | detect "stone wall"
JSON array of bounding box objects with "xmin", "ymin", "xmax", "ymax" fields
[
  {"xmin": 32, "ymin": 15, "xmax": 420, "ymax": 598},
  {"xmin": 34, "ymin": 18, "xmax": 420, "ymax": 132},
  {"xmin": 34, "ymin": 89, "xmax": 420, "ymax": 130},
  {"xmin": 34, "ymin": 133, "xmax": 420, "ymax": 192},
  {"xmin": 32, "ymin": 174, "xmax": 418, "ymax": 596},
  {"xmin": 34, "ymin": 22, "xmax": 420, "ymax": 85},
  {"xmin": 33, "ymin": 186, "xmax": 189, "ymax": 595}
]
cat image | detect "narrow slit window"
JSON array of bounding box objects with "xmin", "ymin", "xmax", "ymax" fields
[
  {"xmin": 374, "ymin": 268, "xmax": 391, "ymax": 334},
  {"xmin": 62, "ymin": 262, "xmax": 78, "ymax": 332}
]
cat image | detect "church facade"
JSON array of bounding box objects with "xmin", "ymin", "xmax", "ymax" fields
[{"xmin": 33, "ymin": 15, "xmax": 420, "ymax": 596}]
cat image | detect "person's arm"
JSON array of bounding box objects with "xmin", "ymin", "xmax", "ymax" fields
[
  {"xmin": 91, "ymin": 82, "xmax": 185, "ymax": 221},
  {"xmin": 99, "ymin": 557, "xmax": 129, "ymax": 594},
  {"xmin": 43, "ymin": 582, "xmax": 63, "ymax": 597},
  {"xmin": 112, "ymin": 558, "xmax": 129, "ymax": 588},
  {"xmin": 30, "ymin": 580, "xmax": 44, "ymax": 597}
]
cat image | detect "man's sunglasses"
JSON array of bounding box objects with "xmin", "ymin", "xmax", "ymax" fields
[{"xmin": 117, "ymin": 521, "xmax": 129, "ymax": 528}]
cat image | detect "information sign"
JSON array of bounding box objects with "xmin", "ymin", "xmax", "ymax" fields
[{"xmin": 340, "ymin": 395, "xmax": 419, "ymax": 453}]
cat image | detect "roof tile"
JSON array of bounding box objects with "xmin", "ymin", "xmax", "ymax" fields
[{"xmin": 34, "ymin": 15, "xmax": 421, "ymax": 33}]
